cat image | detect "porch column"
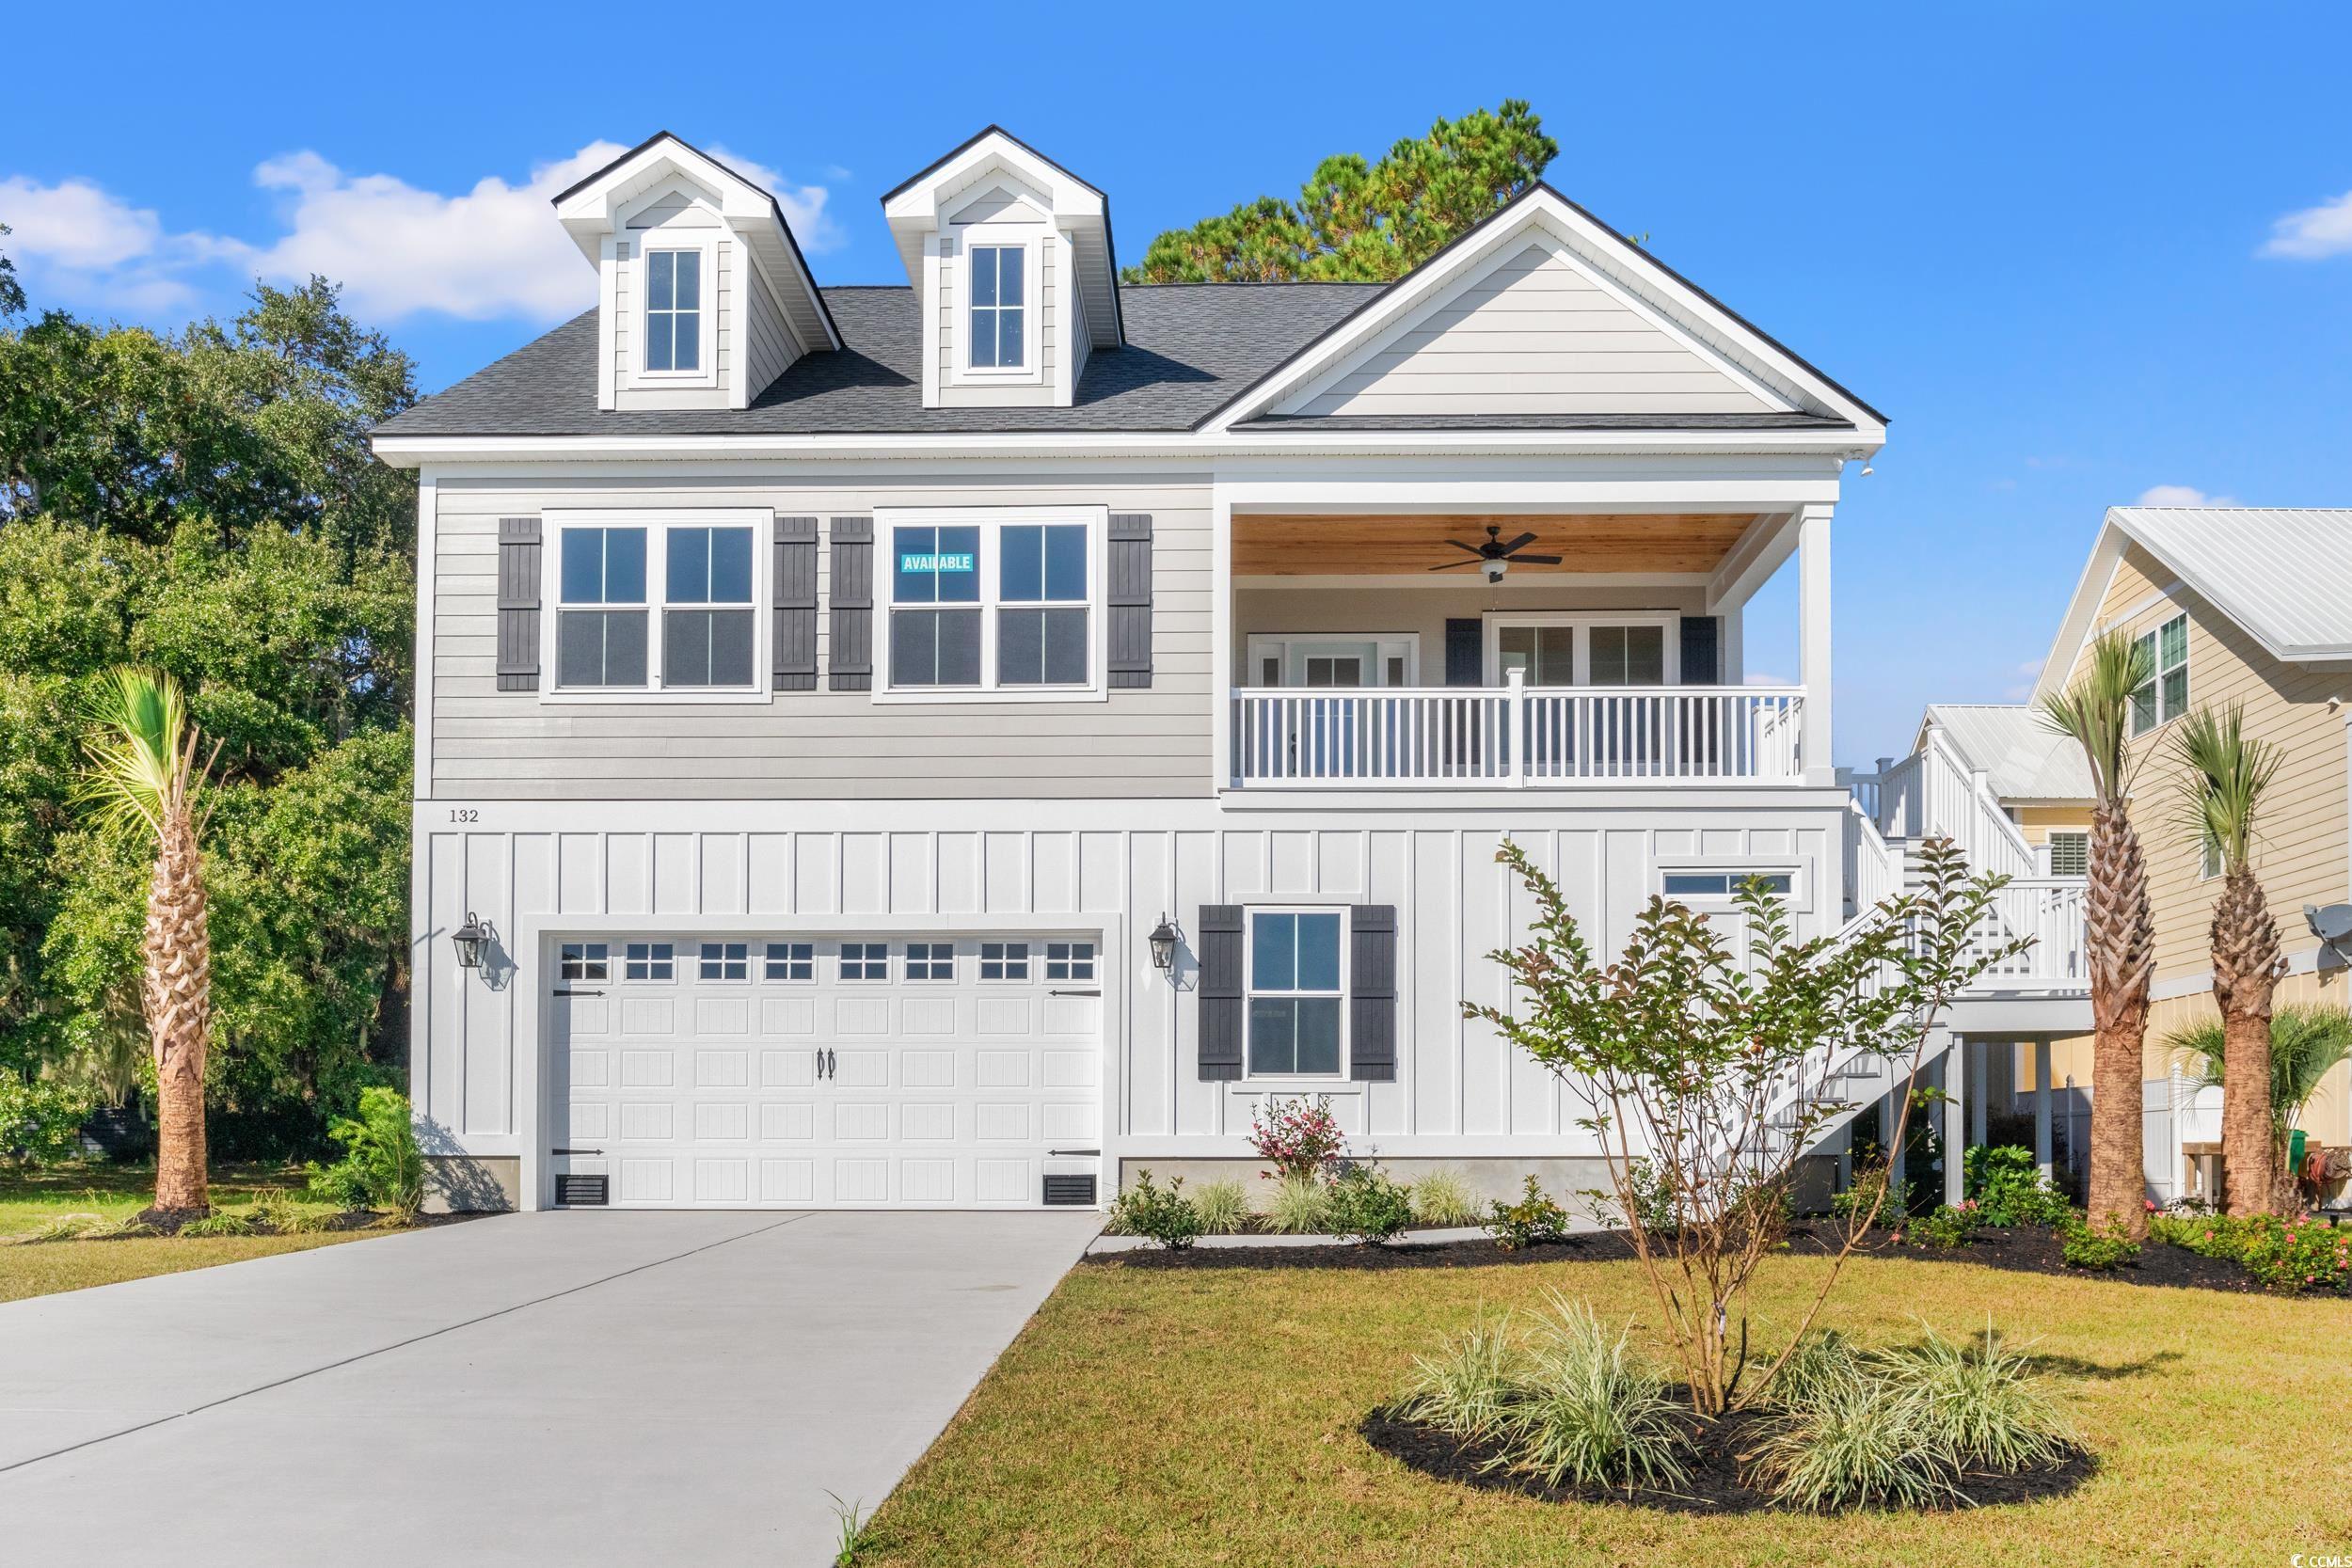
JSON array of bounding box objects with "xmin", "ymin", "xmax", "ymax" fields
[
  {"xmin": 1944, "ymin": 1040, "xmax": 1967, "ymax": 1208},
  {"xmin": 1796, "ymin": 503, "xmax": 1835, "ymax": 784},
  {"xmin": 2033, "ymin": 1039, "xmax": 2055, "ymax": 1180},
  {"xmin": 1969, "ymin": 1040, "xmax": 1989, "ymax": 1148}
]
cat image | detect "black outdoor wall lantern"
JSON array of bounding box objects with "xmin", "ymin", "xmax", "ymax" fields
[
  {"xmin": 452, "ymin": 911, "xmax": 496, "ymax": 971},
  {"xmin": 1148, "ymin": 913, "xmax": 1181, "ymax": 973}
]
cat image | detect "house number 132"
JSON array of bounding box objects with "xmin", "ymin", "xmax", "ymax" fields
[{"xmin": 449, "ymin": 808, "xmax": 480, "ymax": 823}]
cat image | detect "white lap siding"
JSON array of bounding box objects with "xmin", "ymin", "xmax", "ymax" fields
[{"xmin": 413, "ymin": 795, "xmax": 1849, "ymax": 1209}]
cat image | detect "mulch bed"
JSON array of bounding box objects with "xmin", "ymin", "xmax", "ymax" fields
[
  {"xmin": 1359, "ymin": 1405, "xmax": 2099, "ymax": 1515},
  {"xmin": 1089, "ymin": 1221, "xmax": 2330, "ymax": 1298}
]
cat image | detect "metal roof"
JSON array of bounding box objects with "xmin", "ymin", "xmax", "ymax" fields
[
  {"xmin": 2106, "ymin": 506, "xmax": 2352, "ymax": 660},
  {"xmin": 1920, "ymin": 705, "xmax": 2094, "ymax": 803}
]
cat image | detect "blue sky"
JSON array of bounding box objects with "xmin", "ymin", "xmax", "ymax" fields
[{"xmin": 9, "ymin": 3, "xmax": 2350, "ymax": 765}]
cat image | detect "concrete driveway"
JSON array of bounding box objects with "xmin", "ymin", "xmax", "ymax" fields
[{"xmin": 0, "ymin": 1209, "xmax": 1098, "ymax": 1566}]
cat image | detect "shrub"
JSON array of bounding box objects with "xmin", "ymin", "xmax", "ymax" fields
[
  {"xmin": 305, "ymin": 1087, "xmax": 425, "ymax": 1222},
  {"xmin": 2058, "ymin": 1212, "xmax": 2140, "ymax": 1271},
  {"xmin": 1902, "ymin": 1203, "xmax": 1977, "ymax": 1249},
  {"xmin": 1258, "ymin": 1171, "xmax": 1332, "ymax": 1234},
  {"xmin": 1188, "ymin": 1179, "xmax": 1251, "ymax": 1235},
  {"xmin": 1767, "ymin": 1330, "xmax": 1866, "ymax": 1408},
  {"xmin": 2234, "ymin": 1214, "xmax": 2352, "ymax": 1295},
  {"xmin": 1248, "ymin": 1095, "xmax": 1345, "ymax": 1181},
  {"xmin": 1499, "ymin": 1295, "xmax": 1692, "ymax": 1493},
  {"xmin": 1106, "ymin": 1169, "xmax": 1202, "ymax": 1250},
  {"xmin": 1397, "ymin": 1312, "xmax": 1521, "ymax": 1442},
  {"xmin": 1830, "ymin": 1164, "xmax": 1911, "ymax": 1227},
  {"xmin": 1485, "ymin": 1176, "xmax": 1572, "ymax": 1250},
  {"xmin": 1407, "ymin": 1167, "xmax": 1482, "ymax": 1228},
  {"xmin": 1878, "ymin": 1323, "xmax": 2074, "ymax": 1471},
  {"xmin": 180, "ymin": 1210, "xmax": 258, "ymax": 1239},
  {"xmin": 1326, "ymin": 1163, "xmax": 1415, "ymax": 1245},
  {"xmin": 1747, "ymin": 1370, "xmax": 1957, "ymax": 1512},
  {"xmin": 1963, "ymin": 1145, "xmax": 2071, "ymax": 1227},
  {"xmin": 0, "ymin": 1077, "xmax": 98, "ymax": 1171}
]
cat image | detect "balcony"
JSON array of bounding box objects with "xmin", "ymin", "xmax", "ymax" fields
[{"xmin": 1228, "ymin": 674, "xmax": 1806, "ymax": 788}]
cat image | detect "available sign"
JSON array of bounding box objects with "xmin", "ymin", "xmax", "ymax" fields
[{"xmin": 899, "ymin": 552, "xmax": 975, "ymax": 574}]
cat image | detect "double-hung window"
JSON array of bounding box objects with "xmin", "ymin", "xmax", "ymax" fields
[
  {"xmin": 967, "ymin": 244, "xmax": 1026, "ymax": 371},
  {"xmin": 643, "ymin": 248, "xmax": 703, "ymax": 373},
  {"xmin": 882, "ymin": 510, "xmax": 1102, "ymax": 698},
  {"xmin": 1247, "ymin": 911, "xmax": 1343, "ymax": 1077},
  {"xmin": 549, "ymin": 512, "xmax": 767, "ymax": 696},
  {"xmin": 2131, "ymin": 613, "xmax": 2189, "ymax": 736}
]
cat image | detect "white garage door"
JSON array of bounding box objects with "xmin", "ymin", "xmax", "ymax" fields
[{"xmin": 548, "ymin": 934, "xmax": 1104, "ymax": 1209}]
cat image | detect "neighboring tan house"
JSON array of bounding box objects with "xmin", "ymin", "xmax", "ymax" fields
[
  {"xmin": 370, "ymin": 127, "xmax": 2080, "ymax": 1215},
  {"xmin": 2033, "ymin": 505, "xmax": 2352, "ymax": 1203}
]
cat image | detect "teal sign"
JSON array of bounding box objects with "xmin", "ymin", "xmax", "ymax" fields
[{"xmin": 899, "ymin": 551, "xmax": 974, "ymax": 574}]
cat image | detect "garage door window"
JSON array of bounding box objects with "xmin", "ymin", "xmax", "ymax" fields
[
  {"xmin": 840, "ymin": 942, "xmax": 889, "ymax": 981},
  {"xmin": 764, "ymin": 942, "xmax": 814, "ymax": 981},
  {"xmin": 624, "ymin": 942, "xmax": 675, "ymax": 981},
  {"xmin": 1044, "ymin": 942, "xmax": 1095, "ymax": 982},
  {"xmin": 980, "ymin": 941, "xmax": 1029, "ymax": 981},
  {"xmin": 698, "ymin": 942, "xmax": 749, "ymax": 981},
  {"xmin": 560, "ymin": 942, "xmax": 609, "ymax": 981},
  {"xmin": 1247, "ymin": 911, "xmax": 1343, "ymax": 1077},
  {"xmin": 906, "ymin": 942, "xmax": 955, "ymax": 981}
]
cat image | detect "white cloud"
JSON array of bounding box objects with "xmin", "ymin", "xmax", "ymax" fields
[
  {"xmin": 0, "ymin": 141, "xmax": 843, "ymax": 325},
  {"xmin": 2259, "ymin": 188, "xmax": 2352, "ymax": 260},
  {"xmin": 1744, "ymin": 671, "xmax": 1793, "ymax": 687},
  {"xmin": 2135, "ymin": 483, "xmax": 2236, "ymax": 507}
]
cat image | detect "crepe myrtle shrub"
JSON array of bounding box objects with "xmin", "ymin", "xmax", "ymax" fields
[
  {"xmin": 1468, "ymin": 835, "xmax": 2025, "ymax": 1416},
  {"xmin": 1247, "ymin": 1094, "xmax": 1346, "ymax": 1181}
]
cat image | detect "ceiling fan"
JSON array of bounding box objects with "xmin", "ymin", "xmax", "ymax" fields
[{"xmin": 1428, "ymin": 525, "xmax": 1562, "ymax": 583}]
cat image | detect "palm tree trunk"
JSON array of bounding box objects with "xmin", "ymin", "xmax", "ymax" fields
[
  {"xmin": 2086, "ymin": 801, "xmax": 2155, "ymax": 1236},
  {"xmin": 2211, "ymin": 865, "xmax": 2282, "ymax": 1216},
  {"xmin": 145, "ymin": 808, "xmax": 211, "ymax": 1217}
]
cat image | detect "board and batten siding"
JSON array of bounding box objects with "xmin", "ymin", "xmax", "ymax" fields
[
  {"xmin": 1293, "ymin": 243, "xmax": 1778, "ymax": 419},
  {"xmin": 429, "ymin": 474, "xmax": 1210, "ymax": 800},
  {"xmin": 2075, "ymin": 543, "xmax": 2352, "ymax": 984},
  {"xmin": 412, "ymin": 799, "xmax": 1847, "ymax": 1167}
]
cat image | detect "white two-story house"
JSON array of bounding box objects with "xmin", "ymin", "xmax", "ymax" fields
[{"xmin": 373, "ymin": 127, "xmax": 1897, "ymax": 1213}]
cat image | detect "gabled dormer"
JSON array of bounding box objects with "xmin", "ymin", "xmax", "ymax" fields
[
  {"xmin": 553, "ymin": 133, "xmax": 840, "ymax": 413},
  {"xmin": 882, "ymin": 127, "xmax": 1124, "ymax": 410}
]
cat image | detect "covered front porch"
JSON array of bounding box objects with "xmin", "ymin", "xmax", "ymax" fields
[{"xmin": 1216, "ymin": 501, "xmax": 1835, "ymax": 790}]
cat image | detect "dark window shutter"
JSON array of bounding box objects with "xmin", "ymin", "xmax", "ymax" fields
[
  {"xmin": 829, "ymin": 516, "xmax": 874, "ymax": 691},
  {"xmin": 1198, "ymin": 904, "xmax": 1245, "ymax": 1082},
  {"xmin": 1349, "ymin": 905, "xmax": 1397, "ymax": 1082},
  {"xmin": 1679, "ymin": 615, "xmax": 1722, "ymax": 686},
  {"xmin": 1107, "ymin": 513, "xmax": 1153, "ymax": 689},
  {"xmin": 1445, "ymin": 618, "xmax": 1483, "ymax": 687},
  {"xmin": 772, "ymin": 515, "xmax": 818, "ymax": 691},
  {"xmin": 496, "ymin": 517, "xmax": 542, "ymax": 692}
]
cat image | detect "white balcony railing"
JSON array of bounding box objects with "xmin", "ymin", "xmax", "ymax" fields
[{"xmin": 1228, "ymin": 675, "xmax": 1805, "ymax": 788}]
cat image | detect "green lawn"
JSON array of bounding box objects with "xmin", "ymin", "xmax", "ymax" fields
[
  {"xmin": 0, "ymin": 1162, "xmax": 394, "ymax": 1304},
  {"xmin": 863, "ymin": 1247, "xmax": 2352, "ymax": 1567}
]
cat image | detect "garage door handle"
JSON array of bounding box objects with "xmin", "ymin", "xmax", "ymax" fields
[
  {"xmin": 1049, "ymin": 1148, "xmax": 1101, "ymax": 1157},
  {"xmin": 1048, "ymin": 989, "xmax": 1101, "ymax": 997},
  {"xmin": 553, "ymin": 1148, "xmax": 603, "ymax": 1156},
  {"xmin": 553, "ymin": 989, "xmax": 605, "ymax": 997}
]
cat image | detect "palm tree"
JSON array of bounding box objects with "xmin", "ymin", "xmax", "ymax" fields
[
  {"xmin": 2171, "ymin": 704, "xmax": 2286, "ymax": 1215},
  {"xmin": 77, "ymin": 670, "xmax": 218, "ymax": 1220},
  {"xmin": 2167, "ymin": 1005, "xmax": 2352, "ymax": 1212},
  {"xmin": 2039, "ymin": 631, "xmax": 2157, "ymax": 1236}
]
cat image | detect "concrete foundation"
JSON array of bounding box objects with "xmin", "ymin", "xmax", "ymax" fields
[{"xmin": 423, "ymin": 1153, "xmax": 520, "ymax": 1213}]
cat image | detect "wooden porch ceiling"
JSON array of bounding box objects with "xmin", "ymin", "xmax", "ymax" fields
[{"xmin": 1232, "ymin": 513, "xmax": 1769, "ymax": 576}]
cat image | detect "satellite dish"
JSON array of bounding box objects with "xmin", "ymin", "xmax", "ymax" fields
[{"xmin": 2305, "ymin": 904, "xmax": 2352, "ymax": 944}]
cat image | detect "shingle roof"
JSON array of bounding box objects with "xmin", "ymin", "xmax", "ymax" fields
[
  {"xmin": 1921, "ymin": 705, "xmax": 2094, "ymax": 803},
  {"xmin": 376, "ymin": 283, "xmax": 1383, "ymax": 438},
  {"xmin": 2106, "ymin": 506, "xmax": 2352, "ymax": 660}
]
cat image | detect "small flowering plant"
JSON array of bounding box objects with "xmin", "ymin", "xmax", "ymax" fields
[{"xmin": 1248, "ymin": 1095, "xmax": 1345, "ymax": 1180}]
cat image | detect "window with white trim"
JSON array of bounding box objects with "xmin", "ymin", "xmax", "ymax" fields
[
  {"xmin": 883, "ymin": 513, "xmax": 1100, "ymax": 696},
  {"xmin": 1247, "ymin": 911, "xmax": 1343, "ymax": 1077},
  {"xmin": 624, "ymin": 942, "xmax": 675, "ymax": 981},
  {"xmin": 2201, "ymin": 838, "xmax": 2224, "ymax": 880},
  {"xmin": 1044, "ymin": 941, "xmax": 1094, "ymax": 982},
  {"xmin": 2131, "ymin": 613, "xmax": 2188, "ymax": 736},
  {"xmin": 551, "ymin": 514, "xmax": 765, "ymax": 695},
  {"xmin": 2048, "ymin": 832, "xmax": 2089, "ymax": 879},
  {"xmin": 1661, "ymin": 871, "xmax": 1794, "ymax": 900},
  {"xmin": 698, "ymin": 942, "xmax": 749, "ymax": 981},
  {"xmin": 839, "ymin": 942, "xmax": 888, "ymax": 982},
  {"xmin": 967, "ymin": 245, "xmax": 1026, "ymax": 371},
  {"xmin": 643, "ymin": 248, "xmax": 703, "ymax": 373},
  {"xmin": 980, "ymin": 942, "xmax": 1029, "ymax": 981},
  {"xmin": 763, "ymin": 942, "xmax": 814, "ymax": 982},
  {"xmin": 560, "ymin": 942, "xmax": 609, "ymax": 981},
  {"xmin": 905, "ymin": 942, "xmax": 954, "ymax": 981}
]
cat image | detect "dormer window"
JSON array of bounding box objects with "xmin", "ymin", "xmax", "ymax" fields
[
  {"xmin": 644, "ymin": 248, "xmax": 704, "ymax": 373},
  {"xmin": 966, "ymin": 244, "xmax": 1028, "ymax": 372}
]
